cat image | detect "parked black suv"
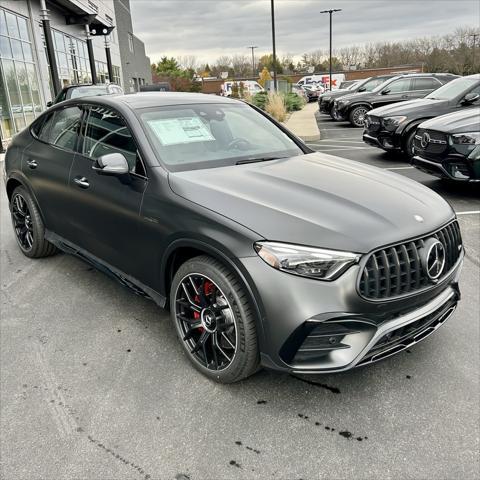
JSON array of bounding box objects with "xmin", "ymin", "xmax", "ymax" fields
[
  {"xmin": 319, "ymin": 74, "xmax": 397, "ymax": 119},
  {"xmin": 412, "ymin": 108, "xmax": 480, "ymax": 182},
  {"xmin": 363, "ymin": 75, "xmax": 480, "ymax": 157},
  {"xmin": 333, "ymin": 74, "xmax": 458, "ymax": 127}
]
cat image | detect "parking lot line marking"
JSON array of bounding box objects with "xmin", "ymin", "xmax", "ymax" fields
[
  {"xmin": 385, "ymin": 166, "xmax": 415, "ymax": 170},
  {"xmin": 456, "ymin": 211, "xmax": 480, "ymax": 216}
]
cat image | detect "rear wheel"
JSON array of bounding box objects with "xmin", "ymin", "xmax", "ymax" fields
[
  {"xmin": 170, "ymin": 255, "xmax": 260, "ymax": 383},
  {"xmin": 349, "ymin": 105, "xmax": 369, "ymax": 127},
  {"xmin": 9, "ymin": 186, "xmax": 57, "ymax": 258}
]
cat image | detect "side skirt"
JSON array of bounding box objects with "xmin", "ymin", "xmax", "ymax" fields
[{"xmin": 45, "ymin": 230, "xmax": 166, "ymax": 308}]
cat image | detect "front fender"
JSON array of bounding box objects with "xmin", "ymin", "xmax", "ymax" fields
[{"xmin": 160, "ymin": 236, "xmax": 268, "ymax": 352}]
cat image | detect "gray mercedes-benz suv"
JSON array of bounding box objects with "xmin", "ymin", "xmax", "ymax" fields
[{"xmin": 4, "ymin": 93, "xmax": 463, "ymax": 383}]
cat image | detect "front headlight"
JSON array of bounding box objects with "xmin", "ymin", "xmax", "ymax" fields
[
  {"xmin": 451, "ymin": 132, "xmax": 480, "ymax": 145},
  {"xmin": 254, "ymin": 242, "xmax": 360, "ymax": 281},
  {"xmin": 382, "ymin": 116, "xmax": 407, "ymax": 131}
]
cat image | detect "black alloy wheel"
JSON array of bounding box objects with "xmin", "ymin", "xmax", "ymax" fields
[
  {"xmin": 170, "ymin": 255, "xmax": 259, "ymax": 383},
  {"xmin": 9, "ymin": 186, "xmax": 57, "ymax": 258},
  {"xmin": 11, "ymin": 192, "xmax": 34, "ymax": 251},
  {"xmin": 175, "ymin": 273, "xmax": 238, "ymax": 371}
]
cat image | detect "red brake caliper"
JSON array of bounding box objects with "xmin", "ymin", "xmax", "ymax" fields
[{"xmin": 193, "ymin": 281, "xmax": 215, "ymax": 332}]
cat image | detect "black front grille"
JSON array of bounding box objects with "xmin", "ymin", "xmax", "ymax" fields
[
  {"xmin": 414, "ymin": 128, "xmax": 448, "ymax": 157},
  {"xmin": 359, "ymin": 221, "xmax": 462, "ymax": 300}
]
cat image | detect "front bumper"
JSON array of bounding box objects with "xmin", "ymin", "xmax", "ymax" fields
[
  {"xmin": 363, "ymin": 130, "xmax": 402, "ymax": 151},
  {"xmin": 241, "ymin": 252, "xmax": 463, "ymax": 374},
  {"xmin": 412, "ymin": 155, "xmax": 480, "ymax": 182}
]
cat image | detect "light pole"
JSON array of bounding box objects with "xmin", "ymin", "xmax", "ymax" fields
[
  {"xmin": 320, "ymin": 8, "xmax": 342, "ymax": 91},
  {"xmin": 470, "ymin": 33, "xmax": 479, "ymax": 72},
  {"xmin": 247, "ymin": 46, "xmax": 258, "ymax": 78},
  {"xmin": 270, "ymin": 0, "xmax": 277, "ymax": 91}
]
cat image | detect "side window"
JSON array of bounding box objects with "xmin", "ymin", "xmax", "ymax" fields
[
  {"xmin": 413, "ymin": 78, "xmax": 441, "ymax": 91},
  {"xmin": 385, "ymin": 79, "xmax": 411, "ymax": 94},
  {"xmin": 36, "ymin": 106, "xmax": 82, "ymax": 151},
  {"xmin": 82, "ymin": 106, "xmax": 145, "ymax": 176},
  {"xmin": 49, "ymin": 106, "xmax": 83, "ymax": 151}
]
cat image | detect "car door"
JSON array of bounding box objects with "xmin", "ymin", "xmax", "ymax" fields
[
  {"xmin": 23, "ymin": 105, "xmax": 82, "ymax": 237},
  {"xmin": 411, "ymin": 77, "xmax": 443, "ymax": 100},
  {"xmin": 372, "ymin": 78, "xmax": 413, "ymax": 108},
  {"xmin": 65, "ymin": 104, "xmax": 149, "ymax": 282}
]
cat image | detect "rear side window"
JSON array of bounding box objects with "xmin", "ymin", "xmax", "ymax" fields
[
  {"xmin": 82, "ymin": 106, "xmax": 145, "ymax": 176},
  {"xmin": 36, "ymin": 106, "xmax": 82, "ymax": 151},
  {"xmin": 413, "ymin": 78, "xmax": 441, "ymax": 91}
]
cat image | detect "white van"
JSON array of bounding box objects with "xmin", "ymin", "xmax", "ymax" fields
[{"xmin": 221, "ymin": 80, "xmax": 264, "ymax": 97}]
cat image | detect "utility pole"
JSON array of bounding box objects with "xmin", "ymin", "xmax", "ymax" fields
[
  {"xmin": 247, "ymin": 46, "xmax": 258, "ymax": 78},
  {"xmin": 270, "ymin": 0, "xmax": 277, "ymax": 91},
  {"xmin": 320, "ymin": 9, "xmax": 342, "ymax": 91},
  {"xmin": 470, "ymin": 33, "xmax": 479, "ymax": 72}
]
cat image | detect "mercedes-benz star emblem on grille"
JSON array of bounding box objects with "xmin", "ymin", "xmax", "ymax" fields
[
  {"xmin": 425, "ymin": 239, "xmax": 446, "ymax": 281},
  {"xmin": 421, "ymin": 132, "xmax": 431, "ymax": 149}
]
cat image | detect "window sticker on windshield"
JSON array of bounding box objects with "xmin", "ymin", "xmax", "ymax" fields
[{"xmin": 147, "ymin": 116, "xmax": 215, "ymax": 146}]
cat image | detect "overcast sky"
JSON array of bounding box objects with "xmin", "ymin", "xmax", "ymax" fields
[{"xmin": 129, "ymin": 0, "xmax": 480, "ymax": 65}]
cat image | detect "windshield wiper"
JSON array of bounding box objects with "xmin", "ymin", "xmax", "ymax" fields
[{"xmin": 236, "ymin": 156, "xmax": 284, "ymax": 165}]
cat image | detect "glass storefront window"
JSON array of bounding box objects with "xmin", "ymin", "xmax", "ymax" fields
[
  {"xmin": 51, "ymin": 29, "xmax": 91, "ymax": 88},
  {"xmin": 0, "ymin": 7, "xmax": 42, "ymax": 139}
]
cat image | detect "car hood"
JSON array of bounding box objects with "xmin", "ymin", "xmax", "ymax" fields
[
  {"xmin": 369, "ymin": 98, "xmax": 449, "ymax": 117},
  {"xmin": 419, "ymin": 107, "xmax": 480, "ymax": 133},
  {"xmin": 168, "ymin": 153, "xmax": 454, "ymax": 253},
  {"xmin": 321, "ymin": 89, "xmax": 353, "ymax": 100}
]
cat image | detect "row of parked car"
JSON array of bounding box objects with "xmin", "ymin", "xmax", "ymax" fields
[{"xmin": 318, "ymin": 73, "xmax": 480, "ymax": 183}]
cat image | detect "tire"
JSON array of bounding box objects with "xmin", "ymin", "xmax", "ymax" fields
[
  {"xmin": 349, "ymin": 105, "xmax": 369, "ymax": 127},
  {"xmin": 403, "ymin": 129, "xmax": 417, "ymax": 160},
  {"xmin": 9, "ymin": 186, "xmax": 57, "ymax": 258},
  {"xmin": 330, "ymin": 106, "xmax": 342, "ymax": 121},
  {"xmin": 170, "ymin": 255, "xmax": 260, "ymax": 383}
]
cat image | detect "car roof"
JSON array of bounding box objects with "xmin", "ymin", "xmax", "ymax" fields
[{"xmin": 67, "ymin": 92, "xmax": 241, "ymax": 110}]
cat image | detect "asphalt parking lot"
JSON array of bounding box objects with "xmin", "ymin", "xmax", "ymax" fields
[{"xmin": 1, "ymin": 110, "xmax": 479, "ymax": 480}]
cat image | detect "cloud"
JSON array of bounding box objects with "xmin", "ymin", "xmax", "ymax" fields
[{"xmin": 129, "ymin": 0, "xmax": 480, "ymax": 64}]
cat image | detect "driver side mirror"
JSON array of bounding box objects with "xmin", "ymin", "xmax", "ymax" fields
[
  {"xmin": 93, "ymin": 153, "xmax": 129, "ymax": 175},
  {"xmin": 46, "ymin": 101, "xmax": 52, "ymax": 108},
  {"xmin": 358, "ymin": 87, "xmax": 366, "ymax": 92},
  {"xmin": 381, "ymin": 88, "xmax": 391, "ymax": 95},
  {"xmin": 462, "ymin": 92, "xmax": 480, "ymax": 104}
]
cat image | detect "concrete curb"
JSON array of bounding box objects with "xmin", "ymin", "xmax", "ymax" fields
[{"xmin": 282, "ymin": 102, "xmax": 321, "ymax": 142}]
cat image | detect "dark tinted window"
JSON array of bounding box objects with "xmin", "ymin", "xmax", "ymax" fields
[
  {"xmin": 413, "ymin": 78, "xmax": 441, "ymax": 91},
  {"xmin": 384, "ymin": 78, "xmax": 412, "ymax": 93},
  {"xmin": 38, "ymin": 106, "xmax": 82, "ymax": 151},
  {"xmin": 83, "ymin": 106, "xmax": 144, "ymax": 175}
]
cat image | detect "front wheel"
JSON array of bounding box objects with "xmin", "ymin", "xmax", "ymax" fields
[
  {"xmin": 403, "ymin": 129, "xmax": 417, "ymax": 160},
  {"xmin": 9, "ymin": 186, "xmax": 57, "ymax": 258},
  {"xmin": 170, "ymin": 255, "xmax": 260, "ymax": 383},
  {"xmin": 349, "ymin": 105, "xmax": 369, "ymax": 127}
]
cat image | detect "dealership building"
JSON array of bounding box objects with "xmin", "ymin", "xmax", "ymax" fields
[{"xmin": 0, "ymin": 0, "xmax": 151, "ymax": 145}]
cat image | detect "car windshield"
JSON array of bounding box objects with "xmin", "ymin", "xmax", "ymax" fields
[
  {"xmin": 140, "ymin": 103, "xmax": 303, "ymax": 171},
  {"xmin": 69, "ymin": 86, "xmax": 108, "ymax": 99},
  {"xmin": 426, "ymin": 77, "xmax": 478, "ymax": 100}
]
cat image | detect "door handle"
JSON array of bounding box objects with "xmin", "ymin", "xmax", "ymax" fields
[
  {"xmin": 27, "ymin": 159, "xmax": 38, "ymax": 169},
  {"xmin": 74, "ymin": 176, "xmax": 90, "ymax": 189}
]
